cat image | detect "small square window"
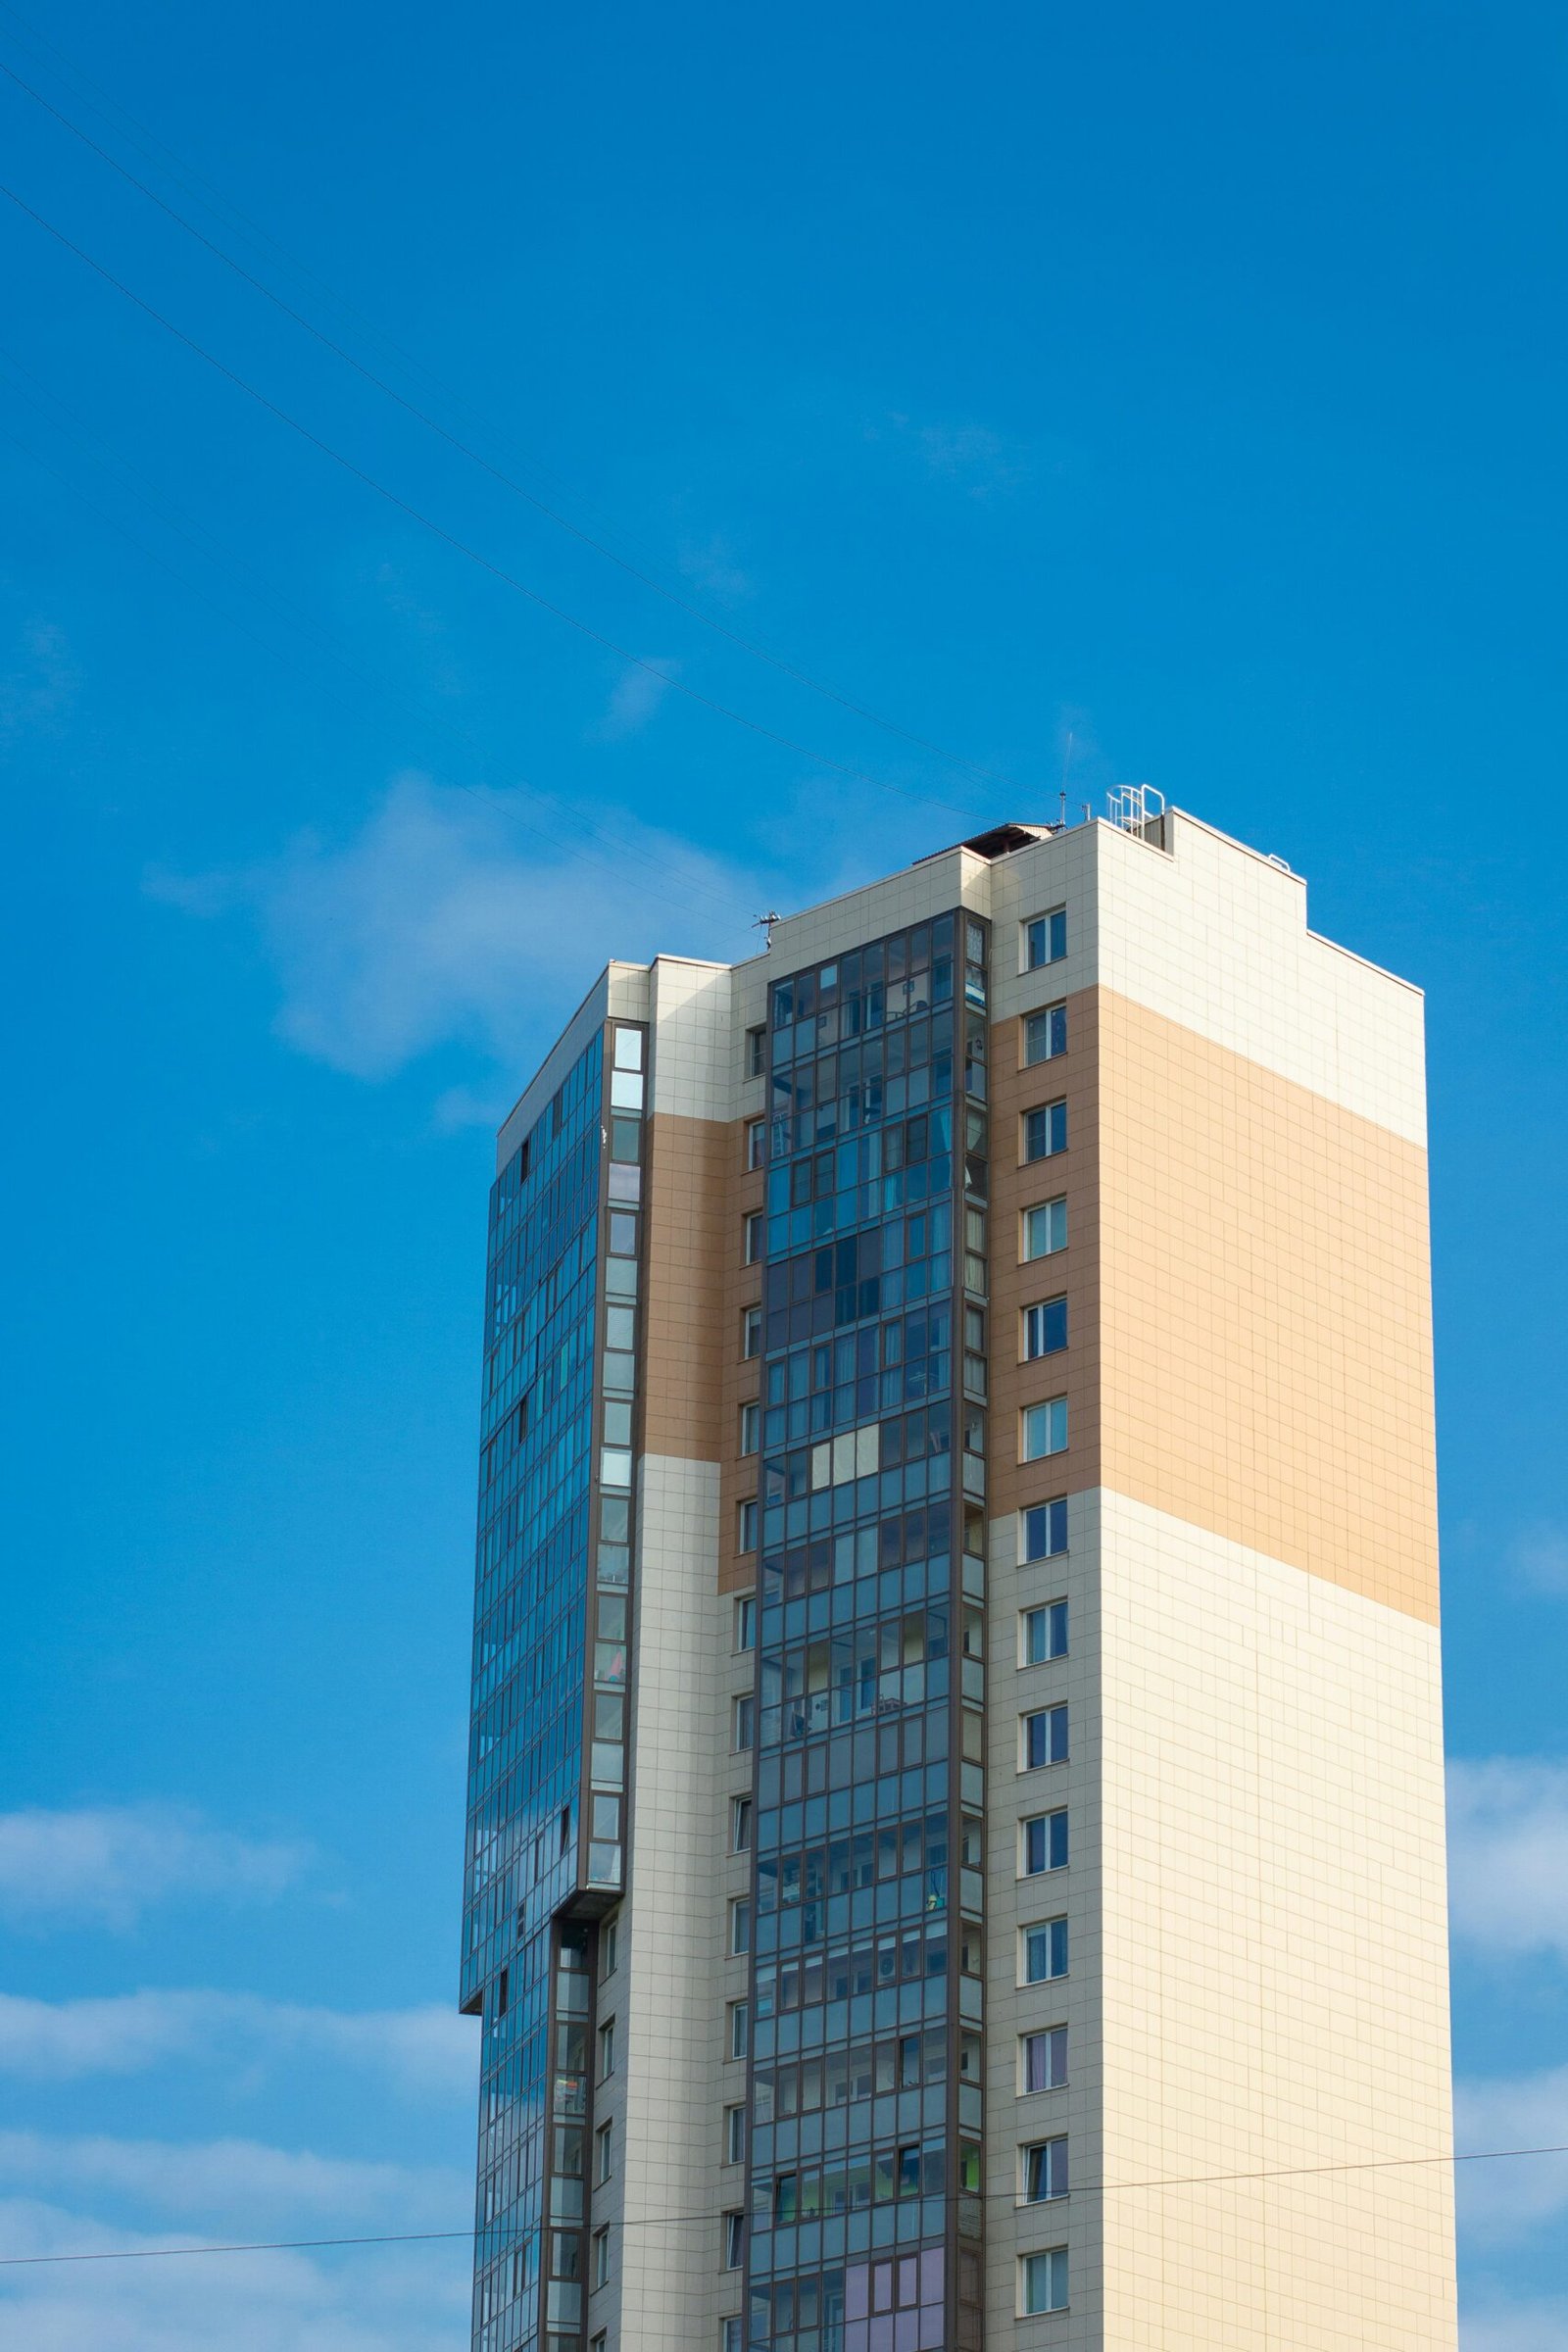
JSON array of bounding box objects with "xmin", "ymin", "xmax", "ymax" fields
[
  {"xmin": 1024, "ymin": 1101, "xmax": 1068, "ymax": 1161},
  {"xmin": 743, "ymin": 1306, "xmax": 762, "ymax": 1358},
  {"xmin": 739, "ymin": 1401, "xmax": 760, "ymax": 1455},
  {"xmin": 725, "ymin": 2102, "xmax": 747, "ymax": 2163},
  {"xmin": 1023, "ymin": 1599, "xmax": 1069, "ymax": 1664},
  {"xmin": 1024, "ymin": 908, "xmax": 1067, "ymax": 969},
  {"xmin": 1022, "ymin": 1397, "xmax": 1069, "ymax": 1459},
  {"xmin": 732, "ymin": 1694, "xmax": 755, "ymax": 1750},
  {"xmin": 738, "ymin": 1498, "xmax": 759, "ymax": 1552},
  {"xmin": 729, "ymin": 1897, "xmax": 752, "ymax": 1955},
  {"xmin": 1023, "ymin": 1702, "xmax": 1069, "ymax": 1770},
  {"xmin": 746, "ymin": 1025, "xmax": 766, "ymax": 1078},
  {"xmin": 723, "ymin": 2209, "xmax": 745, "ymax": 2269},
  {"xmin": 1023, "ymin": 1809, "xmax": 1069, "ymax": 1876},
  {"xmin": 1022, "ymin": 2025, "xmax": 1068, "ymax": 2092},
  {"xmin": 1021, "ymin": 1499, "xmax": 1068, "ymax": 1561},
  {"xmin": 744, "ymin": 1210, "xmax": 763, "ymax": 1264},
  {"xmin": 1022, "ymin": 1917, "xmax": 1069, "ymax": 1983},
  {"xmin": 1023, "ymin": 1298, "xmax": 1068, "ymax": 1358},
  {"xmin": 1024, "ymin": 1003, "xmax": 1068, "ymax": 1063},
  {"xmin": 1022, "ymin": 1197, "xmax": 1067, "ymax": 1259},
  {"xmin": 731, "ymin": 1794, "xmax": 754, "ymax": 1851},
  {"xmin": 1021, "ymin": 2247, "xmax": 1068, "ymax": 2315},
  {"xmin": 728, "ymin": 1998, "xmax": 750, "ymax": 2059},
  {"xmin": 747, "ymin": 1118, "xmax": 766, "ymax": 1171},
  {"xmin": 1023, "ymin": 2136, "xmax": 1069, "ymax": 2202},
  {"xmin": 734, "ymin": 1593, "xmax": 757, "ymax": 1649}
]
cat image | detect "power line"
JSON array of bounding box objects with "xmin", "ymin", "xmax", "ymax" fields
[
  {"xmin": 3, "ymin": 2139, "xmax": 1563, "ymax": 2270},
  {"xmin": 0, "ymin": 50, "xmax": 1021, "ymax": 802}
]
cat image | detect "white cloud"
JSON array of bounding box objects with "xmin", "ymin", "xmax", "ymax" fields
[
  {"xmin": 149, "ymin": 772, "xmax": 767, "ymax": 1081},
  {"xmin": 0, "ymin": 2132, "xmax": 465, "ymax": 2233},
  {"xmin": 1462, "ymin": 2297, "xmax": 1568, "ymax": 2352},
  {"xmin": 0, "ymin": 2197, "xmax": 468, "ymax": 2352},
  {"xmin": 0, "ymin": 1807, "xmax": 307, "ymax": 1931},
  {"xmin": 0, "ymin": 1990, "xmax": 473, "ymax": 2102},
  {"xmin": 589, "ymin": 658, "xmax": 680, "ymax": 740},
  {"xmin": 1447, "ymin": 1759, "xmax": 1568, "ymax": 1960},
  {"xmin": 676, "ymin": 535, "xmax": 752, "ymax": 602},
  {"xmin": 1455, "ymin": 2064, "xmax": 1568, "ymax": 2241},
  {"xmin": 0, "ymin": 618, "xmax": 77, "ymax": 741},
  {"xmin": 1513, "ymin": 1525, "xmax": 1568, "ymax": 1597}
]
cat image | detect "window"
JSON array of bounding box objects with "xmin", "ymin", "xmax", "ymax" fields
[
  {"xmin": 1022, "ymin": 1398, "xmax": 1069, "ymax": 1459},
  {"xmin": 1021, "ymin": 1498, "xmax": 1068, "ymax": 1561},
  {"xmin": 1023, "ymin": 2025, "xmax": 1068, "ymax": 2092},
  {"xmin": 598, "ymin": 2019, "xmax": 615, "ymax": 2079},
  {"xmin": 1024, "ymin": 1101, "xmax": 1068, "ymax": 1160},
  {"xmin": 738, "ymin": 1498, "xmax": 759, "ymax": 1553},
  {"xmin": 1021, "ymin": 2247, "xmax": 1068, "ymax": 2315},
  {"xmin": 728, "ymin": 1998, "xmax": 750, "ymax": 2059},
  {"xmin": 1024, "ymin": 2137, "xmax": 1069, "ymax": 2202},
  {"xmin": 747, "ymin": 1117, "xmax": 765, "ymax": 1170},
  {"xmin": 723, "ymin": 2320, "xmax": 745, "ymax": 2352},
  {"xmin": 725, "ymin": 2103, "xmax": 747, "ymax": 2164},
  {"xmin": 732, "ymin": 1694, "xmax": 755, "ymax": 1751},
  {"xmin": 600, "ymin": 1916, "xmax": 618, "ymax": 1979},
  {"xmin": 739, "ymin": 1401, "xmax": 760, "ymax": 1456},
  {"xmin": 746, "ymin": 1024, "xmax": 766, "ymax": 1077},
  {"xmin": 729, "ymin": 1897, "xmax": 752, "ymax": 1955},
  {"xmin": 1024, "ymin": 1003, "xmax": 1067, "ymax": 1063},
  {"xmin": 731, "ymin": 1794, "xmax": 754, "ymax": 1852},
  {"xmin": 1022, "ymin": 1298, "xmax": 1067, "ymax": 1358},
  {"xmin": 596, "ymin": 2121, "xmax": 613, "ymax": 2183},
  {"xmin": 1023, "ymin": 1809, "xmax": 1069, "ymax": 1876},
  {"xmin": 593, "ymin": 2226, "xmax": 611, "ymax": 2288},
  {"xmin": 742, "ymin": 1305, "xmax": 762, "ymax": 1358},
  {"xmin": 1023, "ymin": 1599, "xmax": 1068, "ymax": 1664},
  {"xmin": 723, "ymin": 2209, "xmax": 745, "ymax": 2269},
  {"xmin": 734, "ymin": 1592, "xmax": 757, "ymax": 1648},
  {"xmin": 1025, "ymin": 908, "xmax": 1067, "ymax": 968},
  {"xmin": 1023, "ymin": 1917, "xmax": 1069, "ymax": 1983},
  {"xmin": 1022, "ymin": 1197, "xmax": 1067, "ymax": 1259},
  {"xmin": 592, "ymin": 2334, "xmax": 608, "ymax": 2352},
  {"xmin": 744, "ymin": 1210, "xmax": 763, "ymax": 1264},
  {"xmin": 1023, "ymin": 1702, "xmax": 1069, "ymax": 1769}
]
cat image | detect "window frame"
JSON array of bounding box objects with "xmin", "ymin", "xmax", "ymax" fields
[
  {"xmin": 742, "ymin": 1304, "xmax": 762, "ymax": 1357},
  {"xmin": 727, "ymin": 1997, "xmax": 750, "ymax": 2060},
  {"xmin": 744, "ymin": 1209, "xmax": 763, "ymax": 1265},
  {"xmin": 737, "ymin": 1497, "xmax": 760, "ymax": 1553},
  {"xmin": 1023, "ymin": 1001, "xmax": 1068, "ymax": 1064},
  {"xmin": 1021, "ymin": 1396, "xmax": 1069, "ymax": 1460},
  {"xmin": 729, "ymin": 1895, "xmax": 752, "ymax": 1955},
  {"xmin": 1022, "ymin": 1297, "xmax": 1068, "ymax": 1359},
  {"xmin": 723, "ymin": 2209, "xmax": 746, "ymax": 2270},
  {"xmin": 1022, "ymin": 2135, "xmax": 1069, "ymax": 2203},
  {"xmin": 1022, "ymin": 1598, "xmax": 1069, "ymax": 1665},
  {"xmin": 1020, "ymin": 2246, "xmax": 1069, "ymax": 2317},
  {"xmin": 1021, "ymin": 1196, "xmax": 1067, "ymax": 1261},
  {"xmin": 746, "ymin": 1024, "xmax": 766, "ymax": 1078},
  {"xmin": 1022, "ymin": 1099, "xmax": 1068, "ymax": 1162},
  {"xmin": 1021, "ymin": 2024, "xmax": 1069, "ymax": 2094},
  {"xmin": 732, "ymin": 1691, "xmax": 755, "ymax": 1750},
  {"xmin": 1022, "ymin": 1808, "xmax": 1069, "ymax": 1877},
  {"xmin": 734, "ymin": 1592, "xmax": 757, "ymax": 1649},
  {"xmin": 1020, "ymin": 1497, "xmax": 1069, "ymax": 1562},
  {"xmin": 746, "ymin": 1117, "xmax": 766, "ymax": 1170},
  {"xmin": 1021, "ymin": 1916, "xmax": 1069, "ymax": 1984},
  {"xmin": 593, "ymin": 2224, "xmax": 611, "ymax": 2289},
  {"xmin": 1023, "ymin": 906, "xmax": 1068, "ymax": 970},
  {"xmin": 739, "ymin": 1399, "xmax": 760, "ymax": 1455},
  {"xmin": 1022, "ymin": 1701, "xmax": 1069, "ymax": 1771},
  {"xmin": 731, "ymin": 1793, "xmax": 754, "ymax": 1851},
  {"xmin": 724, "ymin": 2102, "xmax": 747, "ymax": 2164}
]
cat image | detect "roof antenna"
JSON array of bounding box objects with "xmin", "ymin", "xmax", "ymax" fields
[
  {"xmin": 1058, "ymin": 729, "xmax": 1073, "ymax": 830},
  {"xmin": 755, "ymin": 910, "xmax": 781, "ymax": 947}
]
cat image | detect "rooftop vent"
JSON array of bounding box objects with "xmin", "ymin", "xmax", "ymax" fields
[{"xmin": 915, "ymin": 820, "xmax": 1057, "ymax": 867}]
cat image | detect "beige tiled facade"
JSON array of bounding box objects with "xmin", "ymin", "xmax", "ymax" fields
[{"xmin": 479, "ymin": 806, "xmax": 1455, "ymax": 2352}]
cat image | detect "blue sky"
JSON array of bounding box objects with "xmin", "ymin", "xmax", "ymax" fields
[{"xmin": 1, "ymin": 0, "xmax": 1565, "ymax": 2343}]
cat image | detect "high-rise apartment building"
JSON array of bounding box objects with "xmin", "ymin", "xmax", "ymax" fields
[{"xmin": 460, "ymin": 800, "xmax": 1456, "ymax": 2352}]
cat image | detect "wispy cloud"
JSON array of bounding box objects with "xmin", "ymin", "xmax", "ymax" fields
[
  {"xmin": 1512, "ymin": 1525, "xmax": 1568, "ymax": 1598},
  {"xmin": 0, "ymin": 2132, "xmax": 466, "ymax": 2233},
  {"xmin": 0, "ymin": 617, "xmax": 77, "ymax": 743},
  {"xmin": 148, "ymin": 771, "xmax": 768, "ymax": 1082},
  {"xmin": 0, "ymin": 1806, "xmax": 307, "ymax": 1931},
  {"xmin": 1448, "ymin": 1759, "xmax": 1568, "ymax": 1960},
  {"xmin": 676, "ymin": 534, "xmax": 752, "ymax": 603},
  {"xmin": 588, "ymin": 657, "xmax": 680, "ymax": 740},
  {"xmin": 1455, "ymin": 2065, "xmax": 1568, "ymax": 2242},
  {"xmin": 1461, "ymin": 2297, "xmax": 1568, "ymax": 2352},
  {"xmin": 0, "ymin": 2197, "xmax": 469, "ymax": 2352},
  {"xmin": 0, "ymin": 1989, "xmax": 473, "ymax": 2101}
]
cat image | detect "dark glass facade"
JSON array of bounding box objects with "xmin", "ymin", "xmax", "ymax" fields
[
  {"xmin": 463, "ymin": 1017, "xmax": 648, "ymax": 2352},
  {"xmin": 746, "ymin": 913, "xmax": 992, "ymax": 2352}
]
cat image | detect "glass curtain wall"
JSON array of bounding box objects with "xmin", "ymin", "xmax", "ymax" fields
[
  {"xmin": 464, "ymin": 1019, "xmax": 645, "ymax": 2352},
  {"xmin": 747, "ymin": 914, "xmax": 991, "ymax": 2352}
]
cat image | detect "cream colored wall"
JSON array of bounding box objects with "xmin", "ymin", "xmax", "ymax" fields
[{"xmin": 1095, "ymin": 1491, "xmax": 1455, "ymax": 2352}]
